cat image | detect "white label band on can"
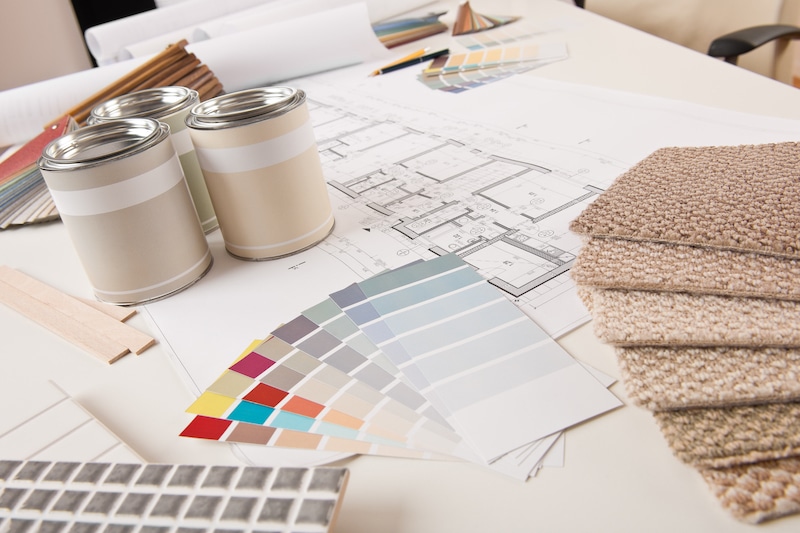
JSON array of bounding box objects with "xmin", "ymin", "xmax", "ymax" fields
[
  {"xmin": 48, "ymin": 155, "xmax": 185, "ymax": 216},
  {"xmin": 193, "ymin": 120, "xmax": 317, "ymax": 173},
  {"xmin": 187, "ymin": 86, "xmax": 335, "ymax": 261},
  {"xmin": 89, "ymin": 86, "xmax": 219, "ymax": 234}
]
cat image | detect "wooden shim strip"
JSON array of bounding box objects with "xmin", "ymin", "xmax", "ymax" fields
[
  {"xmin": 196, "ymin": 79, "xmax": 223, "ymax": 101},
  {"xmin": 132, "ymin": 53, "xmax": 200, "ymax": 92},
  {"xmin": 173, "ymin": 64, "xmax": 210, "ymax": 89},
  {"xmin": 0, "ymin": 266, "xmax": 154, "ymax": 354},
  {"xmin": 148, "ymin": 57, "xmax": 202, "ymax": 89},
  {"xmin": 57, "ymin": 40, "xmax": 190, "ymax": 125},
  {"xmin": 0, "ymin": 278, "xmax": 129, "ymax": 364},
  {"xmin": 76, "ymin": 297, "xmax": 137, "ymax": 322}
]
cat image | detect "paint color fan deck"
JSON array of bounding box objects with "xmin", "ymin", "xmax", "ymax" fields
[{"xmin": 181, "ymin": 254, "xmax": 621, "ymax": 480}]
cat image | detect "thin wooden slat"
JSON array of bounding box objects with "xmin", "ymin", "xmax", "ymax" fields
[
  {"xmin": 77, "ymin": 297, "xmax": 137, "ymax": 322},
  {"xmin": 0, "ymin": 278, "xmax": 129, "ymax": 364},
  {"xmin": 50, "ymin": 40, "xmax": 189, "ymax": 126},
  {"xmin": 131, "ymin": 53, "xmax": 200, "ymax": 92},
  {"xmin": 0, "ymin": 266, "xmax": 154, "ymax": 354}
]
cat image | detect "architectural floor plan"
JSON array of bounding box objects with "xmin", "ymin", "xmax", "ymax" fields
[{"xmin": 298, "ymin": 83, "xmax": 629, "ymax": 336}]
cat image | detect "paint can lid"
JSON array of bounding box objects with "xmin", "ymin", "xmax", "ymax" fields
[
  {"xmin": 186, "ymin": 86, "xmax": 304, "ymax": 130},
  {"xmin": 89, "ymin": 86, "xmax": 198, "ymax": 123},
  {"xmin": 39, "ymin": 118, "xmax": 169, "ymax": 171}
]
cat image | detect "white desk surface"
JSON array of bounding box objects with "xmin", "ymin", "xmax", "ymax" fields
[{"xmin": 3, "ymin": 1, "xmax": 800, "ymax": 531}]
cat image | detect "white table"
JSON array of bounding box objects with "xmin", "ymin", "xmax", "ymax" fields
[{"xmin": 2, "ymin": 1, "xmax": 800, "ymax": 531}]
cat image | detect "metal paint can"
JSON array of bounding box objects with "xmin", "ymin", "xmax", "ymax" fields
[
  {"xmin": 38, "ymin": 118, "xmax": 213, "ymax": 305},
  {"xmin": 185, "ymin": 86, "xmax": 334, "ymax": 260},
  {"xmin": 89, "ymin": 86, "xmax": 218, "ymax": 233}
]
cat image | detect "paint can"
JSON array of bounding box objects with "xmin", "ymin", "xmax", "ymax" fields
[
  {"xmin": 89, "ymin": 86, "xmax": 218, "ymax": 233},
  {"xmin": 185, "ymin": 86, "xmax": 334, "ymax": 260},
  {"xmin": 39, "ymin": 118, "xmax": 213, "ymax": 305}
]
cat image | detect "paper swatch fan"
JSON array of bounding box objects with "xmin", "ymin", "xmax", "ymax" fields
[{"xmin": 452, "ymin": 1, "xmax": 520, "ymax": 36}]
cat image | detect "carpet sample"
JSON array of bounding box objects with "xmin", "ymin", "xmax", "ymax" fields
[
  {"xmin": 569, "ymin": 142, "xmax": 800, "ymax": 258},
  {"xmin": 653, "ymin": 402, "xmax": 800, "ymax": 469},
  {"xmin": 701, "ymin": 457, "xmax": 800, "ymax": 524},
  {"xmin": 578, "ymin": 287, "xmax": 800, "ymax": 347},
  {"xmin": 616, "ymin": 345, "xmax": 800, "ymax": 411},
  {"xmin": 571, "ymin": 237, "xmax": 800, "ymax": 300}
]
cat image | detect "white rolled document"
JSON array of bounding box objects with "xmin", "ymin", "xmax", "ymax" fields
[{"xmin": 0, "ymin": 3, "xmax": 390, "ymax": 147}]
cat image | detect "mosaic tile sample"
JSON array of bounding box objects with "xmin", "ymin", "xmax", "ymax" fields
[{"xmin": 0, "ymin": 460, "xmax": 348, "ymax": 533}]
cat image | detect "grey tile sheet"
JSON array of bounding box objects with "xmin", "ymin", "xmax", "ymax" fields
[{"xmin": 0, "ymin": 460, "xmax": 348, "ymax": 533}]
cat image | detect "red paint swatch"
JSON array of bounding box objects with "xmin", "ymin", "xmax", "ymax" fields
[
  {"xmin": 180, "ymin": 415, "xmax": 232, "ymax": 439},
  {"xmin": 243, "ymin": 382, "xmax": 289, "ymax": 407}
]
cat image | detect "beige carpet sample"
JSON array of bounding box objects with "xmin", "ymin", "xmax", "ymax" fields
[
  {"xmin": 569, "ymin": 142, "xmax": 800, "ymax": 523},
  {"xmin": 700, "ymin": 458, "xmax": 800, "ymax": 524},
  {"xmin": 653, "ymin": 402, "xmax": 800, "ymax": 469},
  {"xmin": 616, "ymin": 345, "xmax": 800, "ymax": 411},
  {"xmin": 572, "ymin": 237, "xmax": 800, "ymax": 300},
  {"xmin": 579, "ymin": 286, "xmax": 800, "ymax": 347},
  {"xmin": 569, "ymin": 142, "xmax": 800, "ymax": 258}
]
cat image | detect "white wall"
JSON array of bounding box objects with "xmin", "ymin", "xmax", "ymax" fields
[{"xmin": 0, "ymin": 0, "xmax": 93, "ymax": 91}]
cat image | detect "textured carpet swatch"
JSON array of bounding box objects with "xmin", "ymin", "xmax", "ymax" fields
[
  {"xmin": 701, "ymin": 458, "xmax": 800, "ymax": 524},
  {"xmin": 579, "ymin": 286, "xmax": 800, "ymax": 347},
  {"xmin": 616, "ymin": 345, "xmax": 800, "ymax": 411},
  {"xmin": 653, "ymin": 402, "xmax": 800, "ymax": 469},
  {"xmin": 569, "ymin": 142, "xmax": 800, "ymax": 258},
  {"xmin": 569, "ymin": 142, "xmax": 800, "ymax": 523},
  {"xmin": 571, "ymin": 237, "xmax": 800, "ymax": 300}
]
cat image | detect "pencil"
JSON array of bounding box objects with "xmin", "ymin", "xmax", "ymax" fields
[
  {"xmin": 369, "ymin": 48, "xmax": 430, "ymax": 77},
  {"xmin": 370, "ymin": 48, "xmax": 450, "ymax": 76}
]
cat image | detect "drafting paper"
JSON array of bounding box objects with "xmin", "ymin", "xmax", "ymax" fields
[
  {"xmin": 0, "ymin": 381, "xmax": 141, "ymax": 463},
  {"xmin": 334, "ymin": 254, "xmax": 622, "ymax": 462},
  {"xmin": 142, "ymin": 58, "xmax": 800, "ymax": 469}
]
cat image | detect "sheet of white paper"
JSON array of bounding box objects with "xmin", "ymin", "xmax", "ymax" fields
[
  {"xmin": 122, "ymin": 0, "xmax": 436, "ymax": 61},
  {"xmin": 193, "ymin": 0, "xmax": 437, "ymax": 41},
  {"xmin": 0, "ymin": 60, "xmax": 147, "ymax": 147},
  {"xmin": 118, "ymin": 27, "xmax": 205, "ymax": 61},
  {"xmin": 0, "ymin": 3, "xmax": 388, "ymax": 147},
  {"xmin": 0, "ymin": 381, "xmax": 142, "ymax": 463},
  {"xmin": 85, "ymin": 0, "xmax": 279, "ymax": 65},
  {"xmin": 541, "ymin": 432, "xmax": 566, "ymax": 469},
  {"xmin": 143, "ymin": 69, "xmax": 800, "ymax": 395},
  {"xmin": 186, "ymin": 3, "xmax": 390, "ymax": 93},
  {"xmin": 141, "ymin": 36, "xmax": 800, "ymax": 469}
]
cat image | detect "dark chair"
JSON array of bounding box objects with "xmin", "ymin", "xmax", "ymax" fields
[
  {"xmin": 707, "ymin": 24, "xmax": 800, "ymax": 64},
  {"xmin": 576, "ymin": 0, "xmax": 800, "ymax": 85}
]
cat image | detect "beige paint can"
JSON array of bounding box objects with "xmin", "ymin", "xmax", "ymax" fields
[
  {"xmin": 186, "ymin": 86, "xmax": 334, "ymax": 260},
  {"xmin": 39, "ymin": 118, "xmax": 213, "ymax": 305},
  {"xmin": 89, "ymin": 86, "xmax": 218, "ymax": 233}
]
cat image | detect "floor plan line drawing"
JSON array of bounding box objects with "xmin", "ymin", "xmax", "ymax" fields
[{"xmin": 296, "ymin": 84, "xmax": 630, "ymax": 337}]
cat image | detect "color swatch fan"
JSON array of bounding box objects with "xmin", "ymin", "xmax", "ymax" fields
[
  {"xmin": 0, "ymin": 116, "xmax": 75, "ymax": 228},
  {"xmin": 180, "ymin": 254, "xmax": 621, "ymax": 481},
  {"xmin": 452, "ymin": 1, "xmax": 520, "ymax": 36},
  {"xmin": 372, "ymin": 12, "xmax": 448, "ymax": 48}
]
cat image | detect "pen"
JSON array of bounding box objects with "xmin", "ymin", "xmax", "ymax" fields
[{"xmin": 370, "ymin": 48, "xmax": 450, "ymax": 76}]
